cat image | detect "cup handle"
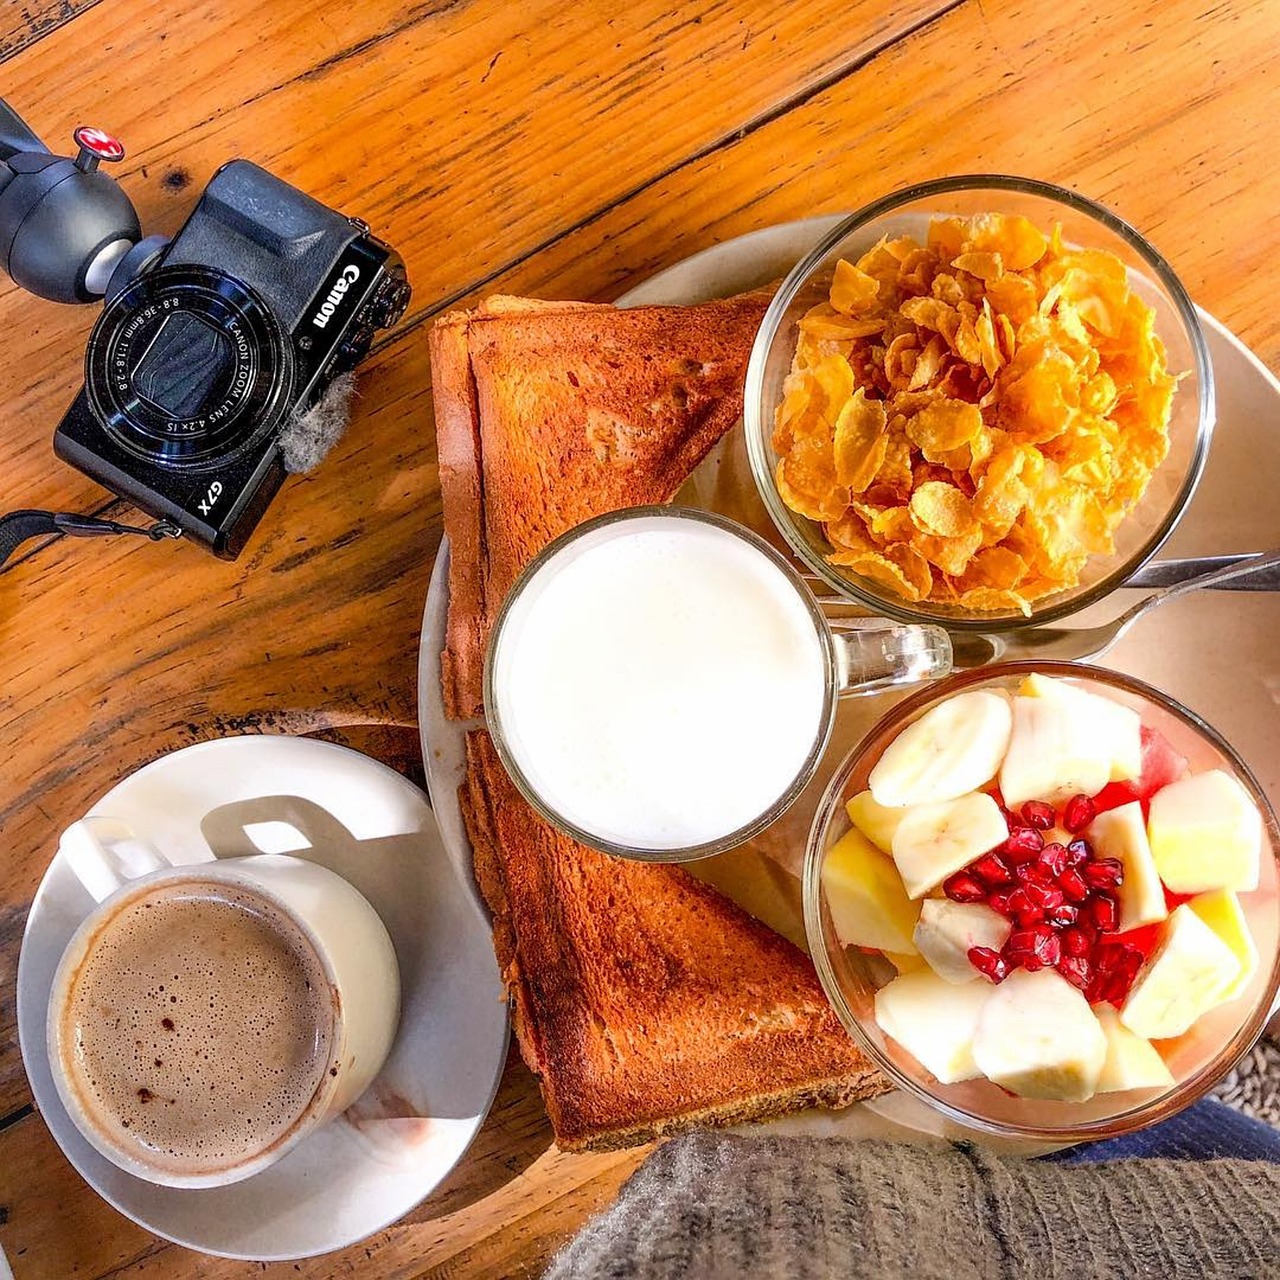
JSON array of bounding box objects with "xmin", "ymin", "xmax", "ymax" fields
[
  {"xmin": 828, "ymin": 617, "xmax": 953, "ymax": 696},
  {"xmin": 60, "ymin": 816, "xmax": 172, "ymax": 903}
]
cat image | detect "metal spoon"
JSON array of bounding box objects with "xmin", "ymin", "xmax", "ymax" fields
[{"xmin": 946, "ymin": 549, "xmax": 1280, "ymax": 669}]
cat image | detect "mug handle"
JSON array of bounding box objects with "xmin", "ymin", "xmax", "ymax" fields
[
  {"xmin": 60, "ymin": 816, "xmax": 171, "ymax": 903},
  {"xmin": 828, "ymin": 617, "xmax": 953, "ymax": 696}
]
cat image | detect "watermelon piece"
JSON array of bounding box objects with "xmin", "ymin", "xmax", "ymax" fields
[{"xmin": 1093, "ymin": 727, "xmax": 1189, "ymax": 815}]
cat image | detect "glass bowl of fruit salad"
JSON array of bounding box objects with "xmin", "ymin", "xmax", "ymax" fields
[{"xmin": 803, "ymin": 661, "xmax": 1279, "ymax": 1141}]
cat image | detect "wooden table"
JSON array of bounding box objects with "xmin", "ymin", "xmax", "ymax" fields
[{"xmin": 1, "ymin": 0, "xmax": 1277, "ymax": 1274}]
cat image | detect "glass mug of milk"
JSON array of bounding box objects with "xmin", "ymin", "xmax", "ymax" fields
[
  {"xmin": 46, "ymin": 817, "xmax": 400, "ymax": 1188},
  {"xmin": 484, "ymin": 507, "xmax": 952, "ymax": 862}
]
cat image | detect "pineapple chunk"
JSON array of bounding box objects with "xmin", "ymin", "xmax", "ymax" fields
[
  {"xmin": 822, "ymin": 828, "xmax": 921, "ymax": 954},
  {"xmin": 1188, "ymin": 889, "xmax": 1258, "ymax": 1002},
  {"xmin": 845, "ymin": 790, "xmax": 908, "ymax": 855}
]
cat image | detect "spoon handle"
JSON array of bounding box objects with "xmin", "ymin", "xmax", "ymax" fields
[{"xmin": 1124, "ymin": 553, "xmax": 1280, "ymax": 592}]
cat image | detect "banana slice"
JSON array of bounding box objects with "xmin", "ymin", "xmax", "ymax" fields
[
  {"xmin": 999, "ymin": 692, "xmax": 1116, "ymax": 808},
  {"xmin": 890, "ymin": 792, "xmax": 1009, "ymax": 899},
  {"xmin": 869, "ymin": 690, "xmax": 1012, "ymax": 809},
  {"xmin": 1019, "ymin": 673, "xmax": 1142, "ymax": 781}
]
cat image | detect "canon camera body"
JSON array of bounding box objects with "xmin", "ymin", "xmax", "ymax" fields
[{"xmin": 52, "ymin": 161, "xmax": 408, "ymax": 558}]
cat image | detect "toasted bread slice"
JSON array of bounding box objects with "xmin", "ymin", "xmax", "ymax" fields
[
  {"xmin": 463, "ymin": 729, "xmax": 886, "ymax": 1151},
  {"xmin": 431, "ymin": 291, "xmax": 770, "ymax": 719}
]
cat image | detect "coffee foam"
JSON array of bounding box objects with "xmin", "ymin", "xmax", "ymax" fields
[{"xmin": 60, "ymin": 880, "xmax": 335, "ymax": 1177}]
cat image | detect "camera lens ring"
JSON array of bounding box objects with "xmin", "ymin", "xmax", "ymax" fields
[{"xmin": 85, "ymin": 265, "xmax": 293, "ymax": 470}]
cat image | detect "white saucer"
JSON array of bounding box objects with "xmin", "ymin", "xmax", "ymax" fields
[
  {"xmin": 419, "ymin": 216, "xmax": 1280, "ymax": 1147},
  {"xmin": 16, "ymin": 735, "xmax": 509, "ymax": 1261}
]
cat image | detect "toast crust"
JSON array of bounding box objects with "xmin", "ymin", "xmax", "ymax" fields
[{"xmin": 464, "ymin": 730, "xmax": 887, "ymax": 1152}]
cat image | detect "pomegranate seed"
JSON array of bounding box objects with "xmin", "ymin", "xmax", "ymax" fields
[
  {"xmin": 1003, "ymin": 826, "xmax": 1045, "ymax": 862},
  {"xmin": 1038, "ymin": 842, "xmax": 1069, "ymax": 877},
  {"xmin": 944, "ymin": 871, "xmax": 986, "ymax": 903},
  {"xmin": 1059, "ymin": 868, "xmax": 1090, "ymax": 902},
  {"xmin": 1091, "ymin": 893, "xmax": 1119, "ymax": 932},
  {"xmin": 1020, "ymin": 800, "xmax": 1056, "ymax": 830},
  {"xmin": 1005, "ymin": 927, "xmax": 1039, "ymax": 962},
  {"xmin": 1062, "ymin": 926, "xmax": 1091, "ymax": 957},
  {"xmin": 1024, "ymin": 881, "xmax": 1065, "ymax": 911},
  {"xmin": 1015, "ymin": 907, "xmax": 1045, "ymax": 928},
  {"xmin": 1034, "ymin": 930, "xmax": 1062, "ymax": 968},
  {"xmin": 1065, "ymin": 838, "xmax": 1091, "ymax": 866},
  {"xmin": 1062, "ymin": 793, "xmax": 1097, "ymax": 833},
  {"xmin": 1083, "ymin": 858, "xmax": 1125, "ymax": 890},
  {"xmin": 987, "ymin": 888, "xmax": 1016, "ymax": 918},
  {"xmin": 1006, "ymin": 886, "xmax": 1035, "ymax": 914},
  {"xmin": 1015, "ymin": 859, "xmax": 1053, "ymax": 886},
  {"xmin": 1057, "ymin": 955, "xmax": 1092, "ymax": 990},
  {"xmin": 968, "ymin": 946, "xmax": 1009, "ymax": 983},
  {"xmin": 971, "ymin": 852, "xmax": 1015, "ymax": 886},
  {"xmin": 1046, "ymin": 903, "xmax": 1079, "ymax": 929}
]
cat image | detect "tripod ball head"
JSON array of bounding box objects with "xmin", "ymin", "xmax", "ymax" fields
[{"xmin": 0, "ymin": 100, "xmax": 141, "ymax": 303}]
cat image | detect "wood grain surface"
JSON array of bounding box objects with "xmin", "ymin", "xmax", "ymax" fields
[{"xmin": 1, "ymin": 0, "xmax": 1278, "ymax": 1276}]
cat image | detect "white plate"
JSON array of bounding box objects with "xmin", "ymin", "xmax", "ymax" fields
[
  {"xmin": 418, "ymin": 217, "xmax": 1280, "ymax": 1141},
  {"xmin": 16, "ymin": 735, "xmax": 509, "ymax": 1261}
]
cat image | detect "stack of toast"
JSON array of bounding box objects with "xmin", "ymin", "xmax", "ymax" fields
[{"xmin": 431, "ymin": 292, "xmax": 887, "ymax": 1151}]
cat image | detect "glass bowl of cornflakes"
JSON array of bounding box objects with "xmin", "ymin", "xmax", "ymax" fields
[{"xmin": 744, "ymin": 175, "xmax": 1215, "ymax": 629}]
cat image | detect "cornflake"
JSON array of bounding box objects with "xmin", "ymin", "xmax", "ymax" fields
[{"xmin": 772, "ymin": 213, "xmax": 1179, "ymax": 614}]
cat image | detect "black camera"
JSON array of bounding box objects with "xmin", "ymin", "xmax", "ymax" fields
[
  {"xmin": 55, "ymin": 162, "xmax": 409, "ymax": 557},
  {"xmin": 0, "ymin": 102, "xmax": 409, "ymax": 560}
]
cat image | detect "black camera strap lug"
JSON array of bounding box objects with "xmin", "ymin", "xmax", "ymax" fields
[{"xmin": 0, "ymin": 508, "xmax": 182, "ymax": 570}]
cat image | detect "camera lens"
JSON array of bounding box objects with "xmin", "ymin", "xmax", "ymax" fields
[{"xmin": 85, "ymin": 265, "xmax": 291, "ymax": 468}]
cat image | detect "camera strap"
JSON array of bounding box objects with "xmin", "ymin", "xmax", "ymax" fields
[{"xmin": 0, "ymin": 509, "xmax": 182, "ymax": 570}]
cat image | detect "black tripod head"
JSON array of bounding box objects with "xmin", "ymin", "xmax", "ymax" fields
[{"xmin": 0, "ymin": 99, "xmax": 141, "ymax": 303}]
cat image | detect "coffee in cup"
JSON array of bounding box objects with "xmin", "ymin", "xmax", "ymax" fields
[
  {"xmin": 48, "ymin": 818, "xmax": 400, "ymax": 1188},
  {"xmin": 57, "ymin": 878, "xmax": 336, "ymax": 1180}
]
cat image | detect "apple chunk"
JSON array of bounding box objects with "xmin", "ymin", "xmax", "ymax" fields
[
  {"xmin": 972, "ymin": 968, "xmax": 1107, "ymax": 1101},
  {"xmin": 1147, "ymin": 770, "xmax": 1262, "ymax": 893},
  {"xmin": 874, "ymin": 970, "xmax": 992, "ymax": 1084},
  {"xmin": 822, "ymin": 828, "xmax": 921, "ymax": 954},
  {"xmin": 1086, "ymin": 802, "xmax": 1167, "ymax": 932},
  {"xmin": 1095, "ymin": 1006, "xmax": 1174, "ymax": 1093},
  {"xmin": 1120, "ymin": 904, "xmax": 1242, "ymax": 1040}
]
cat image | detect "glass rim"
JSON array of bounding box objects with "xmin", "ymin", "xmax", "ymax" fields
[
  {"xmin": 744, "ymin": 173, "xmax": 1218, "ymax": 632},
  {"xmin": 482, "ymin": 504, "xmax": 840, "ymax": 863},
  {"xmin": 801, "ymin": 659, "xmax": 1280, "ymax": 1142}
]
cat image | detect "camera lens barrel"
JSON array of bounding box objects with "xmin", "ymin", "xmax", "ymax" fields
[{"xmin": 85, "ymin": 264, "xmax": 291, "ymax": 469}]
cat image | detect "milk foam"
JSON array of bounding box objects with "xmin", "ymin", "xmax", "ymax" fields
[
  {"xmin": 493, "ymin": 517, "xmax": 828, "ymax": 849},
  {"xmin": 61, "ymin": 881, "xmax": 334, "ymax": 1176}
]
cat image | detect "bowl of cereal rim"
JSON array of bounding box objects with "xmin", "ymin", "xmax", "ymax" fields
[{"xmin": 743, "ymin": 175, "xmax": 1215, "ymax": 629}]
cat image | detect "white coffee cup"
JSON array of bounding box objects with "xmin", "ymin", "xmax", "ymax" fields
[{"xmin": 47, "ymin": 816, "xmax": 401, "ymax": 1189}]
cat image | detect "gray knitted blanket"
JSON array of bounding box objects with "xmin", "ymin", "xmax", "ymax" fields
[{"xmin": 545, "ymin": 1134, "xmax": 1280, "ymax": 1279}]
